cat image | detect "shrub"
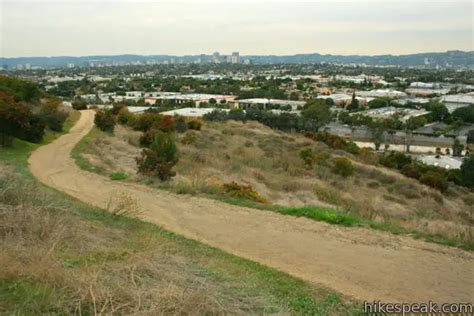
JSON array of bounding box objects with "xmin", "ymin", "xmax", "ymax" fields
[
  {"xmin": 460, "ymin": 154, "xmax": 474, "ymax": 188},
  {"xmin": 401, "ymin": 164, "xmax": 422, "ymax": 180},
  {"xmin": 22, "ymin": 114, "xmax": 46, "ymax": 143},
  {"xmin": 175, "ymin": 116, "xmax": 188, "ymax": 133},
  {"xmin": 133, "ymin": 112, "xmax": 161, "ymax": 132},
  {"xmin": 156, "ymin": 115, "xmax": 176, "ymax": 132},
  {"xmin": 116, "ymin": 108, "xmax": 133, "ymax": 125},
  {"xmin": 136, "ymin": 130, "xmax": 178, "ymax": 181},
  {"xmin": 299, "ymin": 148, "xmax": 314, "ymax": 168},
  {"xmin": 380, "ymin": 152, "xmax": 412, "ymax": 170},
  {"xmin": 139, "ymin": 128, "xmax": 156, "ymax": 147},
  {"xmin": 223, "ymin": 181, "xmax": 266, "ymax": 203},
  {"xmin": 181, "ymin": 131, "xmax": 197, "ymax": 145},
  {"xmin": 311, "ymin": 153, "xmax": 328, "ymax": 167},
  {"xmin": 38, "ymin": 98, "xmax": 68, "ymax": 132},
  {"xmin": 332, "ymin": 157, "xmax": 354, "ymax": 177},
  {"xmin": 187, "ymin": 119, "xmax": 202, "ymax": 130},
  {"xmin": 420, "ymin": 171, "xmax": 448, "ymax": 192},
  {"xmin": 0, "ymin": 93, "xmax": 31, "ymax": 147},
  {"xmin": 71, "ymin": 98, "xmax": 87, "ymax": 110},
  {"xmin": 39, "ymin": 107, "xmax": 68, "ymax": 132},
  {"xmin": 345, "ymin": 141, "xmax": 360, "ymax": 155},
  {"xmin": 314, "ymin": 131, "xmax": 348, "ymax": 150},
  {"xmin": 94, "ymin": 109, "xmax": 115, "ymax": 133}
]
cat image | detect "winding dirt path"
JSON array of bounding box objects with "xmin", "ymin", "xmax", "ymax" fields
[{"xmin": 29, "ymin": 110, "xmax": 473, "ymax": 303}]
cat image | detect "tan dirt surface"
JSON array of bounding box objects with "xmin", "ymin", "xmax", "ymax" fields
[{"xmin": 29, "ymin": 110, "xmax": 473, "ymax": 304}]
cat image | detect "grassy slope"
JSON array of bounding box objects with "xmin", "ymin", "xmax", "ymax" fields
[
  {"xmin": 72, "ymin": 124, "xmax": 473, "ymax": 251},
  {"xmin": 0, "ymin": 112, "xmax": 358, "ymax": 314}
]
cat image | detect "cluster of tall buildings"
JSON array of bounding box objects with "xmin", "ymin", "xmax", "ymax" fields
[{"xmin": 212, "ymin": 52, "xmax": 249, "ymax": 64}]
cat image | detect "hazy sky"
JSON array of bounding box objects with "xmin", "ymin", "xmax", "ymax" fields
[{"xmin": 1, "ymin": 0, "xmax": 473, "ymax": 57}]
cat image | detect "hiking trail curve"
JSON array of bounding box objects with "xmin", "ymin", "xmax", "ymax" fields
[{"xmin": 28, "ymin": 110, "xmax": 473, "ymax": 303}]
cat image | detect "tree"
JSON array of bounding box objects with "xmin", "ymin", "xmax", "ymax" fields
[
  {"xmin": 301, "ymin": 99, "xmax": 331, "ymax": 132},
  {"xmin": 0, "ymin": 92, "xmax": 31, "ymax": 147},
  {"xmin": 347, "ymin": 92, "xmax": 359, "ymax": 111},
  {"xmin": 39, "ymin": 98, "xmax": 68, "ymax": 132},
  {"xmin": 94, "ymin": 109, "xmax": 115, "ymax": 133},
  {"xmin": 136, "ymin": 130, "xmax": 178, "ymax": 181},
  {"xmin": 426, "ymin": 102, "xmax": 449, "ymax": 122},
  {"xmin": 368, "ymin": 97, "xmax": 390, "ymax": 109},
  {"xmin": 460, "ymin": 154, "xmax": 474, "ymax": 188},
  {"xmin": 368, "ymin": 120, "xmax": 386, "ymax": 150},
  {"xmin": 467, "ymin": 129, "xmax": 474, "ymax": 144},
  {"xmin": 452, "ymin": 138, "xmax": 464, "ymax": 157},
  {"xmin": 405, "ymin": 116, "xmax": 427, "ymax": 131},
  {"xmin": 72, "ymin": 97, "xmax": 88, "ymax": 110},
  {"xmin": 452, "ymin": 105, "xmax": 474, "ymax": 124}
]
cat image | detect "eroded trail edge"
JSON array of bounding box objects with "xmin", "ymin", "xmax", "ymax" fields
[{"xmin": 29, "ymin": 110, "xmax": 473, "ymax": 303}]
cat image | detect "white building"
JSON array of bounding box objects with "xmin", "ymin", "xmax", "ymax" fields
[
  {"xmin": 362, "ymin": 106, "xmax": 430, "ymax": 122},
  {"xmin": 236, "ymin": 98, "xmax": 305, "ymax": 110},
  {"xmin": 357, "ymin": 89, "xmax": 407, "ymax": 98},
  {"xmin": 416, "ymin": 155, "xmax": 463, "ymax": 169},
  {"xmin": 161, "ymin": 107, "xmax": 229, "ymax": 117},
  {"xmin": 440, "ymin": 94, "xmax": 474, "ymax": 113}
]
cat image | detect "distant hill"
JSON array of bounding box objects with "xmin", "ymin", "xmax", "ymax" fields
[{"xmin": 1, "ymin": 50, "xmax": 473, "ymax": 69}]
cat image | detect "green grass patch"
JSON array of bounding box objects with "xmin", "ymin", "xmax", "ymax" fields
[
  {"xmin": 223, "ymin": 197, "xmax": 474, "ymax": 251},
  {"xmin": 0, "ymin": 279, "xmax": 67, "ymax": 314},
  {"xmin": 109, "ymin": 172, "xmax": 128, "ymax": 181},
  {"xmin": 71, "ymin": 127, "xmax": 107, "ymax": 174}
]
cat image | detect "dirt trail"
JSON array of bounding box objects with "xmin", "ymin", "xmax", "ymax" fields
[{"xmin": 29, "ymin": 110, "xmax": 473, "ymax": 303}]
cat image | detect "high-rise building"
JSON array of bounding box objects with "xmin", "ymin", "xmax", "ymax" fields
[
  {"xmin": 212, "ymin": 52, "xmax": 220, "ymax": 64},
  {"xmin": 231, "ymin": 52, "xmax": 240, "ymax": 64}
]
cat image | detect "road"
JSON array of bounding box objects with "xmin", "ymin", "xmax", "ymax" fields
[{"xmin": 29, "ymin": 110, "xmax": 473, "ymax": 303}]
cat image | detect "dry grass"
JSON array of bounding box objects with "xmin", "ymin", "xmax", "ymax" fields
[
  {"xmin": 74, "ymin": 121, "xmax": 474, "ymax": 246},
  {"xmin": 0, "ymin": 168, "xmax": 357, "ymax": 315}
]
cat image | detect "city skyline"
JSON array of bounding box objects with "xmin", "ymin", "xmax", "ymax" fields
[{"xmin": 1, "ymin": 0, "xmax": 472, "ymax": 58}]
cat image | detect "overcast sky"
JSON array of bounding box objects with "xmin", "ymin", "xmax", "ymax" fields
[{"xmin": 0, "ymin": 0, "xmax": 473, "ymax": 57}]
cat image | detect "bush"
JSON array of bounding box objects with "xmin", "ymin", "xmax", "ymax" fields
[
  {"xmin": 116, "ymin": 108, "xmax": 133, "ymax": 125},
  {"xmin": 460, "ymin": 154, "xmax": 474, "ymax": 188},
  {"xmin": 345, "ymin": 141, "xmax": 360, "ymax": 155},
  {"xmin": 420, "ymin": 171, "xmax": 448, "ymax": 192},
  {"xmin": 156, "ymin": 115, "xmax": 176, "ymax": 133},
  {"xmin": 223, "ymin": 181, "xmax": 266, "ymax": 203},
  {"xmin": 71, "ymin": 98, "xmax": 87, "ymax": 110},
  {"xmin": 299, "ymin": 148, "xmax": 314, "ymax": 168},
  {"xmin": 380, "ymin": 152, "xmax": 412, "ymax": 170},
  {"xmin": 22, "ymin": 114, "xmax": 46, "ymax": 143},
  {"xmin": 176, "ymin": 116, "xmax": 188, "ymax": 133},
  {"xmin": 181, "ymin": 131, "xmax": 197, "ymax": 145},
  {"xmin": 314, "ymin": 131, "xmax": 347, "ymax": 150},
  {"xmin": 133, "ymin": 112, "xmax": 161, "ymax": 132},
  {"xmin": 187, "ymin": 119, "xmax": 202, "ymax": 130},
  {"xmin": 0, "ymin": 92, "xmax": 31, "ymax": 147},
  {"xmin": 94, "ymin": 109, "xmax": 116, "ymax": 133},
  {"xmin": 332, "ymin": 157, "xmax": 354, "ymax": 177},
  {"xmin": 39, "ymin": 108, "xmax": 68, "ymax": 132},
  {"xmin": 401, "ymin": 164, "xmax": 422, "ymax": 180},
  {"xmin": 136, "ymin": 130, "xmax": 178, "ymax": 181}
]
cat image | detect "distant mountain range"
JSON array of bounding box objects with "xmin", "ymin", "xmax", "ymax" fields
[{"xmin": 1, "ymin": 50, "xmax": 473, "ymax": 69}]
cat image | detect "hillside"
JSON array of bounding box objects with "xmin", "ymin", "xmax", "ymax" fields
[
  {"xmin": 0, "ymin": 120, "xmax": 357, "ymax": 315},
  {"xmin": 74, "ymin": 118, "xmax": 474, "ymax": 249}
]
